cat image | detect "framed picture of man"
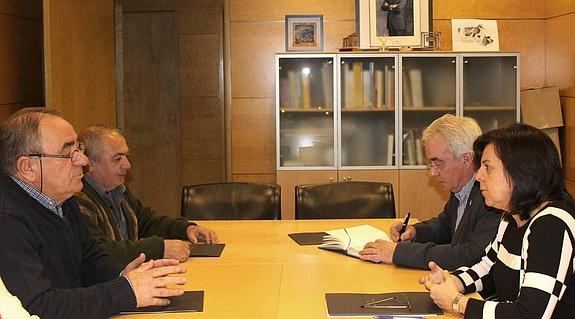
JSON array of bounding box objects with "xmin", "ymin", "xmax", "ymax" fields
[
  {"xmin": 359, "ymin": 0, "xmax": 432, "ymax": 49},
  {"xmin": 285, "ymin": 15, "xmax": 324, "ymax": 52}
]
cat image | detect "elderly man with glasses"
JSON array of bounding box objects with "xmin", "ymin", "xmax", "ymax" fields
[
  {"xmin": 359, "ymin": 114, "xmax": 502, "ymax": 271},
  {"xmin": 0, "ymin": 108, "xmax": 187, "ymax": 318}
]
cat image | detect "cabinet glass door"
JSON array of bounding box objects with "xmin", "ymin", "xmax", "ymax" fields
[
  {"xmin": 462, "ymin": 55, "xmax": 518, "ymax": 132},
  {"xmin": 401, "ymin": 55, "xmax": 457, "ymax": 167},
  {"xmin": 278, "ymin": 57, "xmax": 335, "ymax": 167},
  {"xmin": 339, "ymin": 56, "xmax": 396, "ymax": 167}
]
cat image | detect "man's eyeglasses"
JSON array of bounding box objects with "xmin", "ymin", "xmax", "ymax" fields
[
  {"xmin": 426, "ymin": 159, "xmax": 447, "ymax": 171},
  {"xmin": 26, "ymin": 142, "xmax": 86, "ymax": 163}
]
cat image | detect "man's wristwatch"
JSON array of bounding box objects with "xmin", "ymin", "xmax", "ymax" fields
[{"xmin": 452, "ymin": 293, "xmax": 465, "ymax": 315}]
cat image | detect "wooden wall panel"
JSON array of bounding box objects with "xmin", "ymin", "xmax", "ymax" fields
[
  {"xmin": 0, "ymin": 13, "xmax": 43, "ymax": 106},
  {"xmin": 180, "ymin": 99, "xmax": 223, "ymax": 160},
  {"xmin": 232, "ymin": 174, "xmax": 277, "ymax": 185},
  {"xmin": 230, "ymin": 0, "xmax": 354, "ymax": 21},
  {"xmin": 545, "ymin": 0, "xmax": 574, "ymax": 18},
  {"xmin": 497, "ymin": 20, "xmax": 546, "ymax": 89},
  {"xmin": 181, "ymin": 159, "xmax": 224, "ymax": 185},
  {"xmin": 122, "ymin": 10, "xmax": 180, "ymax": 216},
  {"xmin": 231, "ymin": 97, "xmax": 276, "ymax": 173},
  {"xmin": 0, "ymin": 0, "xmax": 42, "ymax": 19},
  {"xmin": 433, "ymin": 0, "xmax": 543, "ymax": 19},
  {"xmin": 179, "ymin": 0, "xmax": 221, "ymax": 33},
  {"xmin": 230, "ymin": 22, "xmax": 283, "ymax": 98},
  {"xmin": 398, "ymin": 170, "xmax": 449, "ymax": 222},
  {"xmin": 562, "ymin": 97, "xmax": 575, "ymax": 181},
  {"xmin": 546, "ymin": 13, "xmax": 575, "ymax": 97},
  {"xmin": 180, "ymin": 33, "xmax": 220, "ymax": 96},
  {"xmin": 43, "ymin": 0, "xmax": 116, "ymax": 131}
]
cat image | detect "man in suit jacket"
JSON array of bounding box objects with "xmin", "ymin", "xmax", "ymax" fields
[
  {"xmin": 76, "ymin": 126, "xmax": 217, "ymax": 265},
  {"xmin": 359, "ymin": 115, "xmax": 502, "ymax": 270},
  {"xmin": 382, "ymin": 0, "xmax": 408, "ymax": 36}
]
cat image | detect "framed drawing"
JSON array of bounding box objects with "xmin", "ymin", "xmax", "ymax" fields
[
  {"xmin": 451, "ymin": 19, "xmax": 499, "ymax": 51},
  {"xmin": 285, "ymin": 15, "xmax": 324, "ymax": 52},
  {"xmin": 359, "ymin": 0, "xmax": 432, "ymax": 49}
]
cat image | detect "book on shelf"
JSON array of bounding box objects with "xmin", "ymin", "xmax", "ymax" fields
[
  {"xmin": 352, "ymin": 61, "xmax": 363, "ymax": 108},
  {"xmin": 375, "ymin": 68, "xmax": 385, "ymax": 108},
  {"xmin": 385, "ymin": 65, "xmax": 394, "ymax": 109},
  {"xmin": 386, "ymin": 134, "xmax": 394, "ymax": 166},
  {"xmin": 287, "ymin": 70, "xmax": 300, "ymax": 108},
  {"xmin": 319, "ymin": 224, "xmax": 390, "ymax": 258},
  {"xmin": 403, "ymin": 130, "xmax": 416, "ymax": 165},
  {"xmin": 301, "ymin": 73, "xmax": 311, "ymax": 108},
  {"xmin": 321, "ymin": 62, "xmax": 333, "ymax": 109},
  {"xmin": 342, "ymin": 61, "xmax": 354, "ymax": 109},
  {"xmin": 415, "ymin": 135, "xmax": 424, "ymax": 165},
  {"xmin": 279, "ymin": 77, "xmax": 290, "ymax": 108},
  {"xmin": 408, "ymin": 68, "xmax": 424, "ymax": 108}
]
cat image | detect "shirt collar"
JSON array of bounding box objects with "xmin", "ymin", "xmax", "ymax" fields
[
  {"xmin": 455, "ymin": 174, "xmax": 476, "ymax": 203},
  {"xmin": 84, "ymin": 175, "xmax": 126, "ymax": 197},
  {"xmin": 10, "ymin": 176, "xmax": 64, "ymax": 218}
]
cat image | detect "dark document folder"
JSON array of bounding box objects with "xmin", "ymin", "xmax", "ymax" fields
[
  {"xmin": 325, "ymin": 292, "xmax": 442, "ymax": 317},
  {"xmin": 288, "ymin": 232, "xmax": 328, "ymax": 245},
  {"xmin": 190, "ymin": 243, "xmax": 225, "ymax": 257},
  {"xmin": 120, "ymin": 291, "xmax": 204, "ymax": 314}
]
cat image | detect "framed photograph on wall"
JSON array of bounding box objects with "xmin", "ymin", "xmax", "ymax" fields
[
  {"xmin": 359, "ymin": 0, "xmax": 432, "ymax": 49},
  {"xmin": 285, "ymin": 15, "xmax": 324, "ymax": 52}
]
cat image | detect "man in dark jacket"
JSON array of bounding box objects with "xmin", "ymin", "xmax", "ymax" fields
[
  {"xmin": 359, "ymin": 114, "xmax": 502, "ymax": 270},
  {"xmin": 76, "ymin": 126, "xmax": 218, "ymax": 265},
  {"xmin": 0, "ymin": 108, "xmax": 186, "ymax": 319}
]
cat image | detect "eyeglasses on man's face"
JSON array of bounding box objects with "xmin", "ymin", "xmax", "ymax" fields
[
  {"xmin": 426, "ymin": 159, "xmax": 447, "ymax": 171},
  {"xmin": 26, "ymin": 142, "xmax": 86, "ymax": 163}
]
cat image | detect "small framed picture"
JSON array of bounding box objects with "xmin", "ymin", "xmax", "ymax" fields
[{"xmin": 285, "ymin": 15, "xmax": 323, "ymax": 52}]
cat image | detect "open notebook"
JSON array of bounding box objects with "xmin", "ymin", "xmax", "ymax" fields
[{"xmin": 319, "ymin": 224, "xmax": 390, "ymax": 258}]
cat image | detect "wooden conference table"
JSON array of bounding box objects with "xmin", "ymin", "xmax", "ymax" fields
[{"xmin": 114, "ymin": 219, "xmax": 462, "ymax": 319}]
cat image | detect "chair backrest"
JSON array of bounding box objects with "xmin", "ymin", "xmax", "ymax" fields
[
  {"xmin": 295, "ymin": 181, "xmax": 395, "ymax": 219},
  {"xmin": 181, "ymin": 182, "xmax": 281, "ymax": 220}
]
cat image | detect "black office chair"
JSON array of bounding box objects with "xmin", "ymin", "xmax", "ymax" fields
[
  {"xmin": 181, "ymin": 182, "xmax": 281, "ymax": 220},
  {"xmin": 295, "ymin": 181, "xmax": 395, "ymax": 219}
]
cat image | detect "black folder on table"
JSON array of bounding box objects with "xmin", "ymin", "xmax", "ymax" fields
[
  {"xmin": 120, "ymin": 291, "xmax": 204, "ymax": 314},
  {"xmin": 325, "ymin": 292, "xmax": 442, "ymax": 317},
  {"xmin": 288, "ymin": 232, "xmax": 328, "ymax": 245},
  {"xmin": 190, "ymin": 243, "xmax": 225, "ymax": 257}
]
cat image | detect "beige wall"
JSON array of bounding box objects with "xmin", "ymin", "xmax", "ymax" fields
[
  {"xmin": 228, "ymin": 0, "xmax": 548, "ymax": 183},
  {"xmin": 0, "ymin": 0, "xmax": 43, "ymax": 119},
  {"xmin": 43, "ymin": 0, "xmax": 116, "ymax": 131},
  {"xmin": 544, "ymin": 0, "xmax": 575, "ymax": 194}
]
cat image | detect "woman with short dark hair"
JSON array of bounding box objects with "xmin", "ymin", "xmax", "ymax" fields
[{"xmin": 420, "ymin": 124, "xmax": 575, "ymax": 318}]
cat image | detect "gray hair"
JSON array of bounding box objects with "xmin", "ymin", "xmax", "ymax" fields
[
  {"xmin": 421, "ymin": 114, "xmax": 482, "ymax": 159},
  {"xmin": 0, "ymin": 107, "xmax": 61, "ymax": 175},
  {"xmin": 78, "ymin": 125, "xmax": 123, "ymax": 163}
]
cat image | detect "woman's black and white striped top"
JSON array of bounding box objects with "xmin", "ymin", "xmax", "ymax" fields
[{"xmin": 452, "ymin": 201, "xmax": 575, "ymax": 319}]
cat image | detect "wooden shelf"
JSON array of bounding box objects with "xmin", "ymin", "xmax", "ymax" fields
[{"xmin": 464, "ymin": 105, "xmax": 516, "ymax": 111}]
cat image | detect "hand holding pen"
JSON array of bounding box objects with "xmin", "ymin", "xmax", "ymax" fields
[{"xmin": 391, "ymin": 211, "xmax": 413, "ymax": 242}]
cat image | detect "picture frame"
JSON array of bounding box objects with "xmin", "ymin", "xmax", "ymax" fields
[
  {"xmin": 358, "ymin": 0, "xmax": 432, "ymax": 49},
  {"xmin": 285, "ymin": 15, "xmax": 324, "ymax": 52}
]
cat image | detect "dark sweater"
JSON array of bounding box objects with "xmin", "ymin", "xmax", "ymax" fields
[{"xmin": 0, "ymin": 175, "xmax": 136, "ymax": 319}]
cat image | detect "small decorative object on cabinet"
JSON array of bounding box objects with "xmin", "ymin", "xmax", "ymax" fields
[{"xmin": 276, "ymin": 52, "xmax": 520, "ymax": 219}]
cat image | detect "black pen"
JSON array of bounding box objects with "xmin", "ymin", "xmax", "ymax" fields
[{"xmin": 397, "ymin": 211, "xmax": 410, "ymax": 242}]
